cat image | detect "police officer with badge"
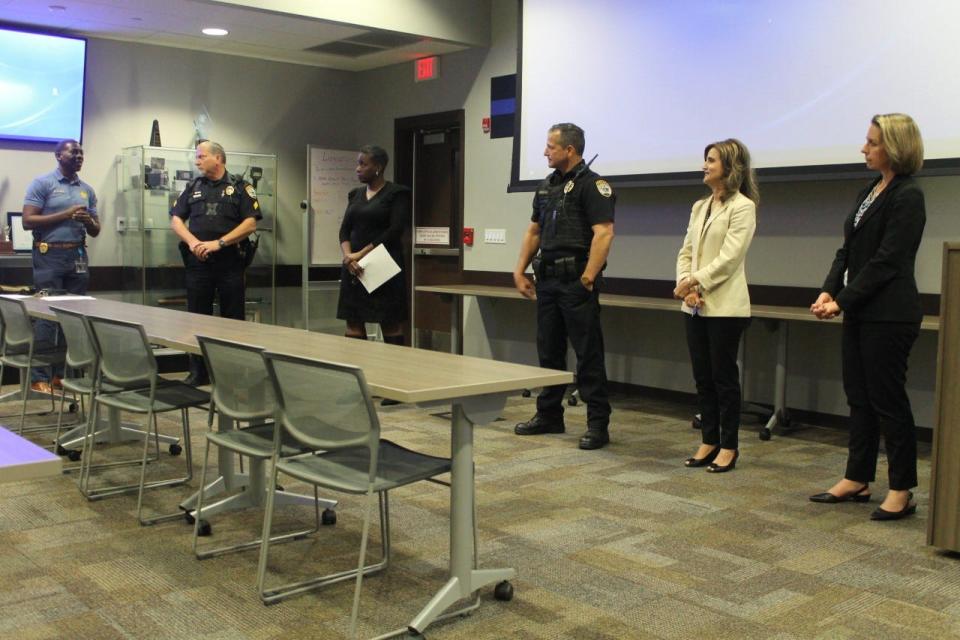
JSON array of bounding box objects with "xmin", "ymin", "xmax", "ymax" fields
[
  {"xmin": 170, "ymin": 140, "xmax": 261, "ymax": 386},
  {"xmin": 513, "ymin": 123, "xmax": 615, "ymax": 450},
  {"xmin": 22, "ymin": 139, "xmax": 100, "ymax": 394}
]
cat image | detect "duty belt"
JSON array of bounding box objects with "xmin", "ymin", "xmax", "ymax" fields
[
  {"xmin": 532, "ymin": 255, "xmax": 587, "ymax": 281},
  {"xmin": 34, "ymin": 241, "xmax": 83, "ymax": 254}
]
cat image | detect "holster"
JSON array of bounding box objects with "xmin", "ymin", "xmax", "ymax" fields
[
  {"xmin": 178, "ymin": 241, "xmax": 191, "ymax": 266},
  {"xmin": 533, "ymin": 255, "xmax": 584, "ymax": 282}
]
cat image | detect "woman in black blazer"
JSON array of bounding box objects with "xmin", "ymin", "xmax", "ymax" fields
[{"xmin": 809, "ymin": 113, "xmax": 925, "ymax": 521}]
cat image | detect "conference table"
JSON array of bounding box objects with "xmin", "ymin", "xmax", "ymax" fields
[{"xmin": 20, "ymin": 296, "xmax": 571, "ymax": 635}]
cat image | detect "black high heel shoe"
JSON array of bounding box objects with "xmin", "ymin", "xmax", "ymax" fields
[
  {"xmin": 684, "ymin": 446, "xmax": 719, "ymax": 468},
  {"xmin": 706, "ymin": 449, "xmax": 738, "ymax": 473},
  {"xmin": 809, "ymin": 484, "xmax": 871, "ymax": 504},
  {"xmin": 870, "ymin": 491, "xmax": 916, "ymax": 521}
]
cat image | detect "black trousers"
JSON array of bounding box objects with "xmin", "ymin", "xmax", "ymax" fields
[
  {"xmin": 535, "ymin": 276, "xmax": 610, "ymax": 430},
  {"xmin": 842, "ymin": 320, "xmax": 919, "ymax": 490},
  {"xmin": 184, "ymin": 249, "xmax": 246, "ymax": 378},
  {"xmin": 684, "ymin": 314, "xmax": 750, "ymax": 450}
]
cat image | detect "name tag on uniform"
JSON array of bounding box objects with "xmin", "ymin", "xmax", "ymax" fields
[{"xmin": 192, "ymin": 191, "xmax": 203, "ymax": 199}]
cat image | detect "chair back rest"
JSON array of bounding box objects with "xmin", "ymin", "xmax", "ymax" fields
[
  {"xmin": 86, "ymin": 315, "xmax": 156, "ymax": 386},
  {"xmin": 0, "ymin": 298, "xmax": 35, "ymax": 350},
  {"xmin": 198, "ymin": 335, "xmax": 274, "ymax": 421},
  {"xmin": 262, "ymin": 351, "xmax": 379, "ymax": 463},
  {"xmin": 51, "ymin": 307, "xmax": 98, "ymax": 373}
]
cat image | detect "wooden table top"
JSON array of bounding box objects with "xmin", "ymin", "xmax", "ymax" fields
[
  {"xmin": 0, "ymin": 426, "xmax": 62, "ymax": 483},
  {"xmin": 416, "ymin": 283, "xmax": 940, "ymax": 331},
  {"xmin": 20, "ymin": 297, "xmax": 572, "ymax": 404}
]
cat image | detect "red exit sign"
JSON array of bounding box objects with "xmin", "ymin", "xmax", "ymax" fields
[{"xmin": 414, "ymin": 56, "xmax": 439, "ymax": 82}]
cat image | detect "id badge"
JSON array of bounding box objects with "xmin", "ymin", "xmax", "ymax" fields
[{"xmin": 75, "ymin": 248, "xmax": 88, "ymax": 274}]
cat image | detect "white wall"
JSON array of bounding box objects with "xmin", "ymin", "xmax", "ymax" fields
[
  {"xmin": 0, "ymin": 37, "xmax": 358, "ymax": 267},
  {"xmin": 2, "ymin": 2, "xmax": 953, "ymax": 425}
]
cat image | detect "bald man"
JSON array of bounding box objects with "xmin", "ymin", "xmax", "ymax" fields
[
  {"xmin": 170, "ymin": 141, "xmax": 260, "ymax": 385},
  {"xmin": 22, "ymin": 139, "xmax": 100, "ymax": 393}
]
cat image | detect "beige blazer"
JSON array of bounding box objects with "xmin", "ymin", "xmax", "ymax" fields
[{"xmin": 676, "ymin": 191, "xmax": 756, "ymax": 317}]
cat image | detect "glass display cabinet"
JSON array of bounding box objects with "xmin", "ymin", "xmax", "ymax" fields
[{"xmin": 117, "ymin": 145, "xmax": 277, "ymax": 323}]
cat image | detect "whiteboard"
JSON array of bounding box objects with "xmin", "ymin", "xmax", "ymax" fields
[{"xmin": 308, "ymin": 146, "xmax": 358, "ymax": 266}]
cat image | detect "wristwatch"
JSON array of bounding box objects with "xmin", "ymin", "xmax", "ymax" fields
[{"xmin": 218, "ymin": 239, "xmax": 226, "ymax": 249}]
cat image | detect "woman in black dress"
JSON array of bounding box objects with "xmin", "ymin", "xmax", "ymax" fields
[{"xmin": 337, "ymin": 145, "xmax": 410, "ymax": 345}]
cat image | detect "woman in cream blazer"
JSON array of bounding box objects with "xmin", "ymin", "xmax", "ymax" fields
[{"xmin": 675, "ymin": 139, "xmax": 758, "ymax": 473}]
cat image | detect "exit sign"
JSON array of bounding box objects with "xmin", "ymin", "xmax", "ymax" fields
[{"xmin": 415, "ymin": 56, "xmax": 439, "ymax": 82}]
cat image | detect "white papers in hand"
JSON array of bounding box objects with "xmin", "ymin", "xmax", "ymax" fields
[{"xmin": 357, "ymin": 244, "xmax": 401, "ymax": 293}]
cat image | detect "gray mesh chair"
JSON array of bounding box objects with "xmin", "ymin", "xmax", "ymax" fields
[
  {"xmin": 83, "ymin": 314, "xmax": 209, "ymax": 525},
  {"xmin": 50, "ymin": 306, "xmax": 152, "ymax": 471},
  {"xmin": 0, "ymin": 297, "xmax": 68, "ymax": 434},
  {"xmin": 257, "ymin": 351, "xmax": 452, "ymax": 633},
  {"xmin": 191, "ymin": 335, "xmax": 337, "ymax": 559}
]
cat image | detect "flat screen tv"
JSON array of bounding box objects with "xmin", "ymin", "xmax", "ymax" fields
[{"xmin": 0, "ymin": 27, "xmax": 86, "ymax": 144}]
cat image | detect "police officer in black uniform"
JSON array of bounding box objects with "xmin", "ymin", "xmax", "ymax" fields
[
  {"xmin": 170, "ymin": 140, "xmax": 261, "ymax": 385},
  {"xmin": 513, "ymin": 123, "xmax": 616, "ymax": 450}
]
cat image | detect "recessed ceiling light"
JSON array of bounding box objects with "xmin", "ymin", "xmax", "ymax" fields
[{"xmin": 202, "ymin": 27, "xmax": 229, "ymax": 36}]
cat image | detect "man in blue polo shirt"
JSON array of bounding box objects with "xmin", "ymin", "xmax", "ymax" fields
[{"xmin": 22, "ymin": 139, "xmax": 100, "ymax": 393}]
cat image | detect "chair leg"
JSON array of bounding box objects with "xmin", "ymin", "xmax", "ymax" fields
[
  {"xmin": 77, "ymin": 395, "xmax": 101, "ymax": 498},
  {"xmin": 257, "ymin": 485, "xmax": 390, "ymax": 606},
  {"xmin": 256, "ymin": 462, "xmax": 282, "ymax": 601},
  {"xmin": 136, "ymin": 408, "xmax": 194, "ymax": 526},
  {"xmin": 191, "ymin": 437, "xmax": 214, "ymax": 557},
  {"xmin": 52, "ymin": 386, "xmax": 69, "ymax": 452},
  {"xmin": 17, "ymin": 373, "xmax": 28, "ymax": 435},
  {"xmin": 349, "ymin": 488, "xmax": 377, "ymax": 637},
  {"xmin": 195, "ymin": 455, "xmax": 320, "ymax": 560}
]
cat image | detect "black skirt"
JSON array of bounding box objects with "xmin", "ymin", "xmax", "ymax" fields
[{"xmin": 336, "ymin": 266, "xmax": 406, "ymax": 324}]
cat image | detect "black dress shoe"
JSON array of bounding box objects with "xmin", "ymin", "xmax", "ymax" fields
[
  {"xmin": 684, "ymin": 446, "xmax": 720, "ymax": 468},
  {"xmin": 809, "ymin": 484, "xmax": 870, "ymax": 503},
  {"xmin": 870, "ymin": 492, "xmax": 916, "ymax": 521},
  {"xmin": 515, "ymin": 414, "xmax": 565, "ymax": 436},
  {"xmin": 578, "ymin": 430, "xmax": 609, "ymax": 450},
  {"xmin": 706, "ymin": 449, "xmax": 739, "ymax": 473}
]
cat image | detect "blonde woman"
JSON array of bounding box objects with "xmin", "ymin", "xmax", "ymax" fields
[{"xmin": 809, "ymin": 114, "xmax": 925, "ymax": 521}]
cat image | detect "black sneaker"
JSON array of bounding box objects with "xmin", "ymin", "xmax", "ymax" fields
[
  {"xmin": 514, "ymin": 414, "xmax": 565, "ymax": 436},
  {"xmin": 578, "ymin": 429, "xmax": 610, "ymax": 450}
]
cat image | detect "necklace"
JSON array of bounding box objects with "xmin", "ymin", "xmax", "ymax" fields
[{"xmin": 366, "ymin": 182, "xmax": 384, "ymax": 199}]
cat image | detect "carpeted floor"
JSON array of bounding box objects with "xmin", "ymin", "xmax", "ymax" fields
[{"xmin": 1, "ymin": 386, "xmax": 956, "ymax": 640}]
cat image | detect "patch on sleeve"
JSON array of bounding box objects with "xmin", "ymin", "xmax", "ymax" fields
[
  {"xmin": 245, "ymin": 185, "xmax": 257, "ymax": 199},
  {"xmin": 595, "ymin": 179, "xmax": 612, "ymax": 198},
  {"xmin": 253, "ymin": 201, "xmax": 259, "ymax": 210}
]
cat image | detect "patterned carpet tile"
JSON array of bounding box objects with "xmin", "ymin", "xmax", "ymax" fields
[{"xmin": 0, "ymin": 389, "xmax": 957, "ymax": 639}]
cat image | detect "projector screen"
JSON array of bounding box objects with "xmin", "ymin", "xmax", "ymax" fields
[
  {"xmin": 0, "ymin": 28, "xmax": 86, "ymax": 144},
  {"xmin": 513, "ymin": 0, "xmax": 960, "ymax": 187}
]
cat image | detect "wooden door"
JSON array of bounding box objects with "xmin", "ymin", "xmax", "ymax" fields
[{"xmin": 394, "ymin": 111, "xmax": 464, "ymax": 352}]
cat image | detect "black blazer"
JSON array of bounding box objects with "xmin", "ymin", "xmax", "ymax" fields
[{"xmin": 822, "ymin": 175, "xmax": 925, "ymax": 323}]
